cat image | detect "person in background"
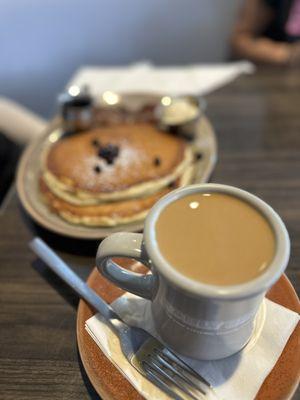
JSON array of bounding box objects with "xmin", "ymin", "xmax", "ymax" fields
[
  {"xmin": 231, "ymin": 0, "xmax": 300, "ymax": 66},
  {"xmin": 0, "ymin": 98, "xmax": 46, "ymax": 203}
]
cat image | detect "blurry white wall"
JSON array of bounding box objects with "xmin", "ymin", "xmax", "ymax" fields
[{"xmin": 0, "ymin": 0, "xmax": 242, "ymax": 117}]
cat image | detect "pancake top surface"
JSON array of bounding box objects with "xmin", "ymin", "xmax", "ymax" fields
[{"xmin": 45, "ymin": 123, "xmax": 186, "ymax": 193}]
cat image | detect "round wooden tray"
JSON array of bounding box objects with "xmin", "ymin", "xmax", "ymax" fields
[{"xmin": 77, "ymin": 263, "xmax": 300, "ymax": 400}]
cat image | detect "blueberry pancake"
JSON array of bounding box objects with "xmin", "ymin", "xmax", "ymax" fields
[
  {"xmin": 40, "ymin": 164, "xmax": 194, "ymax": 226},
  {"xmin": 43, "ymin": 123, "xmax": 193, "ymax": 205}
]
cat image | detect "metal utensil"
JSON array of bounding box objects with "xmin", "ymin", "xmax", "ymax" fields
[{"xmin": 29, "ymin": 238, "xmax": 216, "ymax": 400}]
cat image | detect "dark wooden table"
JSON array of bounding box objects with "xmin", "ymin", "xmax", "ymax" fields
[{"xmin": 0, "ymin": 67, "xmax": 299, "ymax": 399}]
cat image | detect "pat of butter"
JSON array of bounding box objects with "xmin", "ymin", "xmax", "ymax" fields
[{"xmin": 161, "ymin": 99, "xmax": 198, "ymax": 125}]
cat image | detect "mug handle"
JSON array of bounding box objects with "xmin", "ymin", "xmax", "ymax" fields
[{"xmin": 96, "ymin": 232, "xmax": 156, "ymax": 300}]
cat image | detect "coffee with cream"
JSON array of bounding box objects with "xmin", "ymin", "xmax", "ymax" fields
[{"xmin": 155, "ymin": 192, "xmax": 275, "ymax": 286}]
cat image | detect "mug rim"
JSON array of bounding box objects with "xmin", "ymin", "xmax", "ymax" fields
[{"xmin": 144, "ymin": 183, "xmax": 290, "ymax": 300}]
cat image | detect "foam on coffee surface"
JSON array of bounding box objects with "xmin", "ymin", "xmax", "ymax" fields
[{"xmin": 155, "ymin": 192, "xmax": 275, "ymax": 286}]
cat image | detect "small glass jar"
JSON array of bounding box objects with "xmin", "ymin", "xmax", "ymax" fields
[{"xmin": 58, "ymin": 85, "xmax": 94, "ymax": 133}]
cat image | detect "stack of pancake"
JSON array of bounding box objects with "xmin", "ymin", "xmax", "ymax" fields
[{"xmin": 40, "ymin": 119, "xmax": 195, "ymax": 227}]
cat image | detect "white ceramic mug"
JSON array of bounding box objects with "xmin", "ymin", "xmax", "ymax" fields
[{"xmin": 96, "ymin": 184, "xmax": 290, "ymax": 360}]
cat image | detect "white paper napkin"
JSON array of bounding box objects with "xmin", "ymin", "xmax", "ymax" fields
[
  {"xmin": 69, "ymin": 61, "xmax": 255, "ymax": 98},
  {"xmin": 86, "ymin": 293, "xmax": 299, "ymax": 400}
]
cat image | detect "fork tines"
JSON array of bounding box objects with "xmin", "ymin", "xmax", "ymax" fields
[{"xmin": 142, "ymin": 346, "xmax": 213, "ymax": 400}]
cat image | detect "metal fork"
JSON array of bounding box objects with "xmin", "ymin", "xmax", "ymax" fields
[{"xmin": 30, "ymin": 238, "xmax": 216, "ymax": 400}]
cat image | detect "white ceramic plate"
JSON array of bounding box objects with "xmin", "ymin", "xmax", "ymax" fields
[{"xmin": 16, "ymin": 95, "xmax": 217, "ymax": 239}]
